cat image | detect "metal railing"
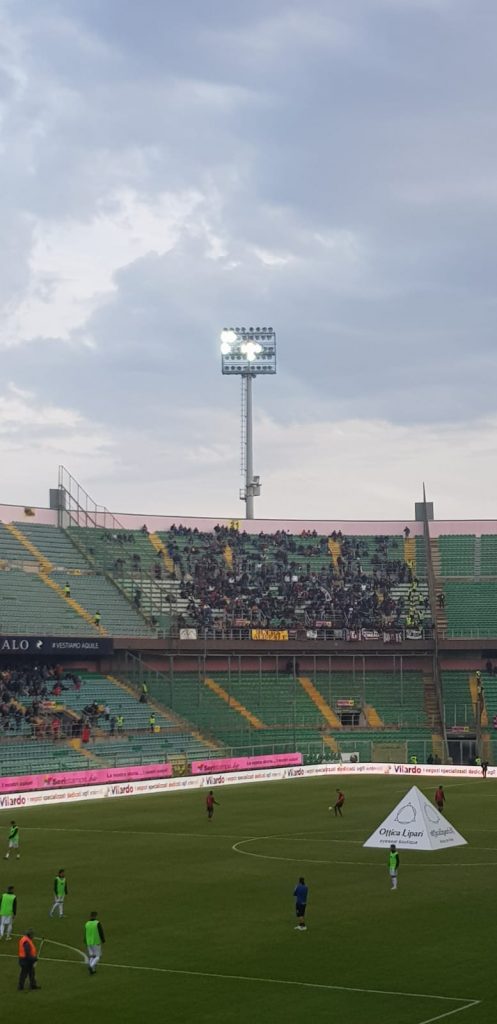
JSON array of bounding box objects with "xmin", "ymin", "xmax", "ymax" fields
[{"xmin": 158, "ymin": 625, "xmax": 435, "ymax": 642}]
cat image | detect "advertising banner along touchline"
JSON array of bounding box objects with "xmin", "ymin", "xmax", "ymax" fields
[{"xmin": 363, "ymin": 785, "xmax": 468, "ymax": 851}]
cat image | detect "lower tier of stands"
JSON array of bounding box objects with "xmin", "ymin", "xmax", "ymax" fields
[{"xmin": 0, "ymin": 667, "xmax": 440, "ymax": 774}]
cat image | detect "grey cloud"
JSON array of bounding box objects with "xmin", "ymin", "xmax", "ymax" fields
[{"xmin": 2, "ymin": 0, "xmax": 497, "ymax": 513}]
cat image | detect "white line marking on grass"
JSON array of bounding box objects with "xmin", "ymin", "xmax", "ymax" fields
[
  {"xmin": 232, "ymin": 836, "xmax": 497, "ymax": 868},
  {"xmin": 0, "ymin": 950, "xmax": 480, "ymax": 1015},
  {"xmin": 23, "ymin": 826, "xmax": 247, "ymax": 841},
  {"xmin": 417, "ymin": 1002, "xmax": 480, "ymax": 1024},
  {"xmin": 11, "ymin": 934, "xmax": 87, "ymax": 963}
]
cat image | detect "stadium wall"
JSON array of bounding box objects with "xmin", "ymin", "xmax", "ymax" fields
[
  {"xmin": 5, "ymin": 501, "xmax": 497, "ymax": 536},
  {"xmin": 0, "ymin": 761, "xmax": 491, "ymax": 810}
]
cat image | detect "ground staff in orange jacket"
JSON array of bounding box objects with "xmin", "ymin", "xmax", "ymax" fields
[{"xmin": 18, "ymin": 930, "xmax": 40, "ymax": 991}]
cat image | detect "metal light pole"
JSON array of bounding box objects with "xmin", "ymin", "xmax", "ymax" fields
[
  {"xmin": 220, "ymin": 326, "xmax": 276, "ymax": 520},
  {"xmin": 244, "ymin": 374, "xmax": 255, "ymax": 519}
]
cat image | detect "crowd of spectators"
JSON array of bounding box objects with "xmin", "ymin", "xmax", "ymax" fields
[
  {"xmin": 75, "ymin": 522, "xmax": 432, "ymax": 634},
  {"xmin": 165, "ymin": 525, "xmax": 431, "ymax": 633},
  {"xmin": 0, "ymin": 663, "xmax": 83, "ymax": 740},
  {"xmin": 0, "ymin": 665, "xmax": 144, "ymax": 746}
]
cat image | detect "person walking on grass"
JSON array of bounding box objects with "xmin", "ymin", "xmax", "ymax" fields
[
  {"xmin": 49, "ymin": 869, "xmax": 68, "ymax": 919},
  {"xmin": 85, "ymin": 911, "xmax": 105, "ymax": 975},
  {"xmin": 18, "ymin": 930, "xmax": 40, "ymax": 991},
  {"xmin": 206, "ymin": 791, "xmax": 219, "ymax": 820},
  {"xmin": 331, "ymin": 789, "xmax": 345, "ymax": 817},
  {"xmin": 434, "ymin": 785, "xmax": 445, "ymax": 812},
  {"xmin": 294, "ymin": 877, "xmax": 308, "ymax": 931},
  {"xmin": 4, "ymin": 821, "xmax": 20, "ymax": 860},
  {"xmin": 0, "ymin": 885, "xmax": 16, "ymax": 940},
  {"xmin": 389, "ymin": 844, "xmax": 399, "ymax": 891}
]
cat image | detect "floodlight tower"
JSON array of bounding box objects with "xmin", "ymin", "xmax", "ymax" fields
[{"xmin": 220, "ymin": 326, "xmax": 277, "ymax": 519}]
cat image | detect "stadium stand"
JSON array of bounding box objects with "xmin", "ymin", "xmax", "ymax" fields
[
  {"xmin": 0, "ymin": 521, "xmax": 155, "ymax": 637},
  {"xmin": 0, "ymin": 667, "xmax": 216, "ymax": 775},
  {"xmin": 0, "ymin": 570, "xmax": 96, "ymax": 635},
  {"xmin": 170, "ymin": 527, "xmax": 430, "ymax": 631},
  {"xmin": 5, "ymin": 504, "xmax": 497, "ymax": 772},
  {"xmin": 441, "ymin": 671, "xmax": 474, "ymax": 728},
  {"xmin": 443, "ymin": 582, "xmax": 497, "ymax": 636}
]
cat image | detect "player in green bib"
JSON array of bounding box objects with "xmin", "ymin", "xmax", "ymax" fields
[
  {"xmin": 0, "ymin": 886, "xmax": 16, "ymax": 940},
  {"xmin": 389, "ymin": 844, "xmax": 400, "ymax": 891},
  {"xmin": 84, "ymin": 911, "xmax": 106, "ymax": 975},
  {"xmin": 4, "ymin": 821, "xmax": 20, "ymax": 860},
  {"xmin": 49, "ymin": 869, "xmax": 68, "ymax": 918}
]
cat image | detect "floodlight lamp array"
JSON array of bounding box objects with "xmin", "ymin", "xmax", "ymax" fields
[{"xmin": 220, "ymin": 326, "xmax": 276, "ymax": 375}]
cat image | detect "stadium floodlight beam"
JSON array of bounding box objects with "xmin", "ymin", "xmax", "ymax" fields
[{"xmin": 220, "ymin": 326, "xmax": 277, "ymax": 519}]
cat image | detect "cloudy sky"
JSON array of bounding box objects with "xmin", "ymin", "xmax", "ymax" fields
[{"xmin": 1, "ymin": 0, "xmax": 496, "ymax": 520}]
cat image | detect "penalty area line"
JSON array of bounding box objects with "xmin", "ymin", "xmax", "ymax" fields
[
  {"xmin": 0, "ymin": 952, "xmax": 480, "ymax": 1011},
  {"xmin": 416, "ymin": 1002, "xmax": 480, "ymax": 1024}
]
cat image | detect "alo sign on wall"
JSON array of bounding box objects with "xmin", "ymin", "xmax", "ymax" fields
[{"xmin": 0, "ymin": 635, "xmax": 113, "ymax": 656}]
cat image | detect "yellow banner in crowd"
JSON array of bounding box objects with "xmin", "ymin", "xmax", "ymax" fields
[{"xmin": 251, "ymin": 629, "xmax": 289, "ymax": 642}]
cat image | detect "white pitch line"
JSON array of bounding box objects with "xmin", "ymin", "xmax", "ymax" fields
[
  {"xmin": 232, "ymin": 836, "xmax": 497, "ymax": 868},
  {"xmin": 417, "ymin": 1002, "xmax": 480, "ymax": 1024},
  {"xmin": 23, "ymin": 826, "xmax": 247, "ymax": 841},
  {"xmin": 11, "ymin": 933, "xmax": 87, "ymax": 963},
  {"xmin": 0, "ymin": 951, "xmax": 479, "ymax": 1010}
]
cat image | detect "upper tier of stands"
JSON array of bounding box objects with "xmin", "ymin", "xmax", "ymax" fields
[
  {"xmin": 68, "ymin": 523, "xmax": 430, "ymax": 633},
  {"xmin": 8, "ymin": 517, "xmax": 497, "ymax": 639},
  {"xmin": 437, "ymin": 534, "xmax": 497, "ymax": 636},
  {"xmin": 0, "ymin": 522, "xmax": 155, "ymax": 636}
]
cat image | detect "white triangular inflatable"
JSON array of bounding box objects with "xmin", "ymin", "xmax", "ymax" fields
[{"xmin": 363, "ymin": 785, "xmax": 467, "ymax": 851}]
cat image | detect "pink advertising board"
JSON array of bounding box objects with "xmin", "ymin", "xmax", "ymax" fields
[
  {"xmin": 0, "ymin": 761, "xmax": 173, "ymax": 795},
  {"xmin": 190, "ymin": 752, "xmax": 303, "ymax": 775}
]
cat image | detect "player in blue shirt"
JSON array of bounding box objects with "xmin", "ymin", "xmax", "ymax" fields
[{"xmin": 294, "ymin": 877, "xmax": 308, "ymax": 931}]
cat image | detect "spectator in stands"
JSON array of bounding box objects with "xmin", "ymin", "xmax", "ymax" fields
[
  {"xmin": 403, "ymin": 526, "xmax": 410, "ymax": 538},
  {"xmin": 51, "ymin": 717, "xmax": 61, "ymax": 742},
  {"xmin": 438, "ymin": 592, "xmax": 445, "ymax": 609},
  {"xmin": 149, "ymin": 713, "xmax": 156, "ymax": 733},
  {"xmin": 82, "ymin": 722, "xmax": 91, "ymax": 745},
  {"xmin": 64, "ymin": 581, "xmax": 71, "ymax": 598},
  {"xmin": 94, "ymin": 610, "xmax": 101, "ymax": 627},
  {"xmin": 116, "ymin": 714, "xmax": 124, "ymax": 735},
  {"xmin": 133, "ymin": 587, "xmax": 141, "ymax": 609},
  {"xmin": 109, "ymin": 715, "xmax": 116, "ymax": 736},
  {"xmin": 104, "ymin": 704, "xmax": 110, "ymax": 723}
]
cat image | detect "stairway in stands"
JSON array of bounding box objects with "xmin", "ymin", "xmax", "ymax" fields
[{"xmin": 430, "ymin": 537, "xmax": 447, "ymax": 633}]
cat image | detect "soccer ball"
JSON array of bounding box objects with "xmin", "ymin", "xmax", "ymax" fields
[{"xmin": 328, "ymin": 806, "xmax": 332, "ymax": 811}]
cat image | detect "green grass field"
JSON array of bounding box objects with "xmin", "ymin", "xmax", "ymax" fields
[{"xmin": 0, "ymin": 776, "xmax": 494, "ymax": 1023}]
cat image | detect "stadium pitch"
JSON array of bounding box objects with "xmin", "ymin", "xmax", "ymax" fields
[{"xmin": 0, "ymin": 776, "xmax": 492, "ymax": 1022}]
